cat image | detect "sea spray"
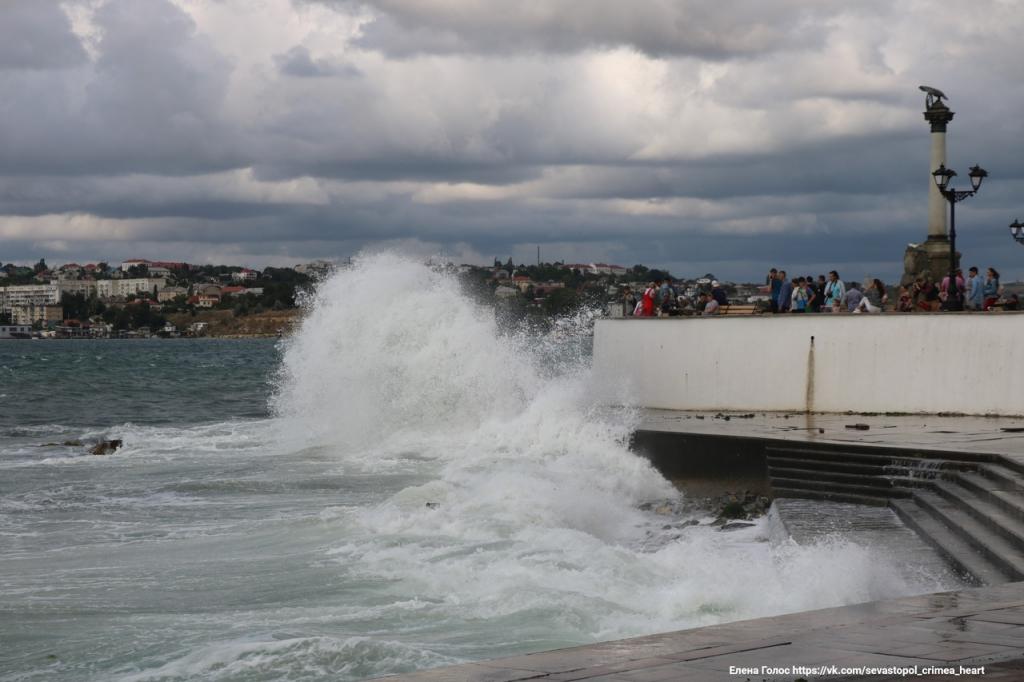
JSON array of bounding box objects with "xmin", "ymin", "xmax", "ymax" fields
[
  {"xmin": 273, "ymin": 252, "xmax": 674, "ymax": 536},
  {"xmin": 0, "ymin": 256, "xmax": 964, "ymax": 682},
  {"xmin": 272, "ymin": 253, "xmax": 957, "ymax": 644}
]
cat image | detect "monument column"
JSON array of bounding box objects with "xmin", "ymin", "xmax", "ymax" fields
[
  {"xmin": 902, "ymin": 88, "xmax": 956, "ymax": 286},
  {"xmin": 924, "ymin": 101, "xmax": 954, "ymax": 244}
]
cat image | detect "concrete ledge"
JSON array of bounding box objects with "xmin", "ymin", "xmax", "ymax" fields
[
  {"xmin": 381, "ymin": 581, "xmax": 1024, "ymax": 681},
  {"xmin": 593, "ymin": 314, "xmax": 1024, "ymax": 416}
]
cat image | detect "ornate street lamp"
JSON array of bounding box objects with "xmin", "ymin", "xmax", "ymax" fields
[
  {"xmin": 932, "ymin": 163, "xmax": 988, "ymax": 309},
  {"xmin": 1010, "ymin": 219, "xmax": 1024, "ymax": 245}
]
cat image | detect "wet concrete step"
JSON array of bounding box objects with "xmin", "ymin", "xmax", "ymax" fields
[
  {"xmin": 766, "ymin": 446, "xmax": 921, "ymax": 466},
  {"xmin": 978, "ymin": 463, "xmax": 1024, "ymax": 491},
  {"xmin": 771, "ymin": 486, "xmax": 890, "ymax": 507},
  {"xmin": 769, "ymin": 476, "xmax": 912, "ymax": 500},
  {"xmin": 766, "ymin": 455, "xmax": 889, "ymax": 475},
  {"xmin": 768, "ymin": 465, "xmax": 904, "ymax": 489},
  {"xmin": 767, "ymin": 455, "xmax": 973, "ymax": 478},
  {"xmin": 930, "ymin": 480, "xmax": 1024, "ymax": 550},
  {"xmin": 889, "ymin": 498, "xmax": 1010, "ymax": 586},
  {"xmin": 769, "ymin": 467, "xmax": 953, "ymax": 494},
  {"xmin": 910, "ymin": 490, "xmax": 1024, "ymax": 580},
  {"xmin": 954, "ymin": 471, "xmax": 1024, "ymax": 522},
  {"xmin": 765, "ymin": 445, "xmax": 993, "ymax": 466}
]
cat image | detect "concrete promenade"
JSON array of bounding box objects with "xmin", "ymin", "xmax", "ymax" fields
[
  {"xmin": 384, "ymin": 581, "xmax": 1024, "ymax": 681},
  {"xmin": 636, "ymin": 410, "xmax": 1024, "ymax": 468}
]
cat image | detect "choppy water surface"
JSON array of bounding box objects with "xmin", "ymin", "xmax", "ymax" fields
[{"xmin": 0, "ymin": 254, "xmax": 960, "ymax": 681}]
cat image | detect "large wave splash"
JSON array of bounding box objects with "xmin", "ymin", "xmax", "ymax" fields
[
  {"xmin": 273, "ymin": 252, "xmax": 673, "ymax": 541},
  {"xmin": 270, "ymin": 252, "xmax": 955, "ymax": 649}
]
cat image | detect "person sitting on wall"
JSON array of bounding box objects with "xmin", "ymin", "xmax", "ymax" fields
[
  {"xmin": 855, "ymin": 278, "xmax": 887, "ymax": 314},
  {"xmin": 711, "ymin": 280, "xmax": 729, "ymax": 307},
  {"xmin": 913, "ymin": 278, "xmax": 940, "ymax": 312},
  {"xmin": 699, "ymin": 292, "xmax": 720, "ymax": 316},
  {"xmin": 896, "ymin": 285, "xmax": 914, "ymax": 312}
]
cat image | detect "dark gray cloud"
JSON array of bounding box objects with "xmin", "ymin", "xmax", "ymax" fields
[
  {"xmin": 1, "ymin": 0, "xmax": 1023, "ymax": 284},
  {"xmin": 0, "ymin": 0, "xmax": 244, "ymax": 177},
  {"xmin": 333, "ymin": 0, "xmax": 847, "ymax": 58},
  {"xmin": 0, "ymin": 0, "xmax": 88, "ymax": 70},
  {"xmin": 274, "ymin": 45, "xmax": 361, "ymax": 78}
]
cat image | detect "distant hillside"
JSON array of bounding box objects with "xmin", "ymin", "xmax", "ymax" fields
[{"xmin": 167, "ymin": 308, "xmax": 302, "ymax": 338}]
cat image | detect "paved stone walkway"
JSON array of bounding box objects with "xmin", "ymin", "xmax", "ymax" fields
[
  {"xmin": 382, "ymin": 582, "xmax": 1024, "ymax": 681},
  {"xmin": 638, "ymin": 410, "xmax": 1024, "ymax": 470}
]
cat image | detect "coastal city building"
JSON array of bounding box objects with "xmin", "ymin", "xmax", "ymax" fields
[
  {"xmin": 156, "ymin": 286, "xmax": 189, "ymax": 303},
  {"xmin": 96, "ymin": 278, "xmax": 167, "ymax": 300}
]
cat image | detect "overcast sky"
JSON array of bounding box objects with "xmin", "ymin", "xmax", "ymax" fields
[{"xmin": 2, "ymin": 0, "xmax": 1023, "ymax": 281}]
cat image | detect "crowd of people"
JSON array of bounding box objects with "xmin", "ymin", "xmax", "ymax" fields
[
  {"xmin": 621, "ymin": 278, "xmax": 730, "ymax": 317},
  {"xmin": 620, "ymin": 267, "xmax": 1018, "ymax": 318},
  {"xmin": 764, "ymin": 267, "xmax": 1017, "ymax": 315}
]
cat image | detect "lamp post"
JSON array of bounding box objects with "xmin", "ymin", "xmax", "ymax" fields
[
  {"xmin": 932, "ymin": 163, "xmax": 988, "ymax": 310},
  {"xmin": 1011, "ymin": 219, "xmax": 1024, "ymax": 245}
]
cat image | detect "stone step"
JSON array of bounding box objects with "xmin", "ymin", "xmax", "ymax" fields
[
  {"xmin": 929, "ymin": 480, "xmax": 1024, "ymax": 551},
  {"xmin": 977, "ymin": 463, "xmax": 1024, "ymax": 491},
  {"xmin": 766, "ymin": 446, "xmax": 918, "ymax": 466},
  {"xmin": 889, "ymin": 498, "xmax": 1009, "ymax": 586},
  {"xmin": 910, "ymin": 490, "xmax": 1024, "ymax": 581},
  {"xmin": 767, "ymin": 454, "xmax": 973, "ymax": 478},
  {"xmin": 953, "ymin": 471, "xmax": 1024, "ymax": 522},
  {"xmin": 767, "ymin": 465, "xmax": 899, "ymax": 489},
  {"xmin": 766, "ymin": 456, "xmax": 889, "ymax": 475},
  {"xmin": 769, "ymin": 476, "xmax": 911, "ymax": 500},
  {"xmin": 765, "ymin": 445, "xmax": 992, "ymax": 466},
  {"xmin": 770, "ymin": 486, "xmax": 890, "ymax": 507}
]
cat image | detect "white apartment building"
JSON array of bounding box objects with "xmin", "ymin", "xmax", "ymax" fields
[
  {"xmin": 231, "ymin": 269, "xmax": 259, "ymax": 282},
  {"xmin": 96, "ymin": 278, "xmax": 167, "ymax": 300},
  {"xmin": 54, "ymin": 279, "xmax": 98, "ymax": 297},
  {"xmin": 0, "ymin": 284, "xmax": 61, "ymax": 311},
  {"xmin": 120, "ymin": 259, "xmax": 151, "ymax": 272},
  {"xmin": 9, "ymin": 304, "xmax": 63, "ymax": 326}
]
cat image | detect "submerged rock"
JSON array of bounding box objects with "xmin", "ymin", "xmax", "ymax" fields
[
  {"xmin": 89, "ymin": 440, "xmax": 123, "ymax": 456},
  {"xmin": 719, "ymin": 521, "xmax": 756, "ymax": 532},
  {"xmin": 708, "ymin": 490, "xmax": 772, "ymax": 527}
]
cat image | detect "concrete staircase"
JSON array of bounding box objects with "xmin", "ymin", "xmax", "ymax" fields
[{"xmin": 766, "ymin": 443, "xmax": 1024, "ymax": 585}]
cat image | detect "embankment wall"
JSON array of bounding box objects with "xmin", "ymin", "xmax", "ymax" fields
[{"xmin": 593, "ymin": 313, "xmax": 1024, "ymax": 416}]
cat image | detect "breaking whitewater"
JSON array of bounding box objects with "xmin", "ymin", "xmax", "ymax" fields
[{"xmin": 0, "ymin": 254, "xmax": 959, "ymax": 681}]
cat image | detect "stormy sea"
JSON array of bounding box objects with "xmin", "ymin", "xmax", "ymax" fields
[{"xmin": 0, "ymin": 254, "xmax": 960, "ymax": 681}]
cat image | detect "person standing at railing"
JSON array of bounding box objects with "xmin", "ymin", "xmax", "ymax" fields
[
  {"xmin": 983, "ymin": 268, "xmax": 1001, "ymax": 311},
  {"xmin": 776, "ymin": 272, "xmax": 793, "ymax": 313},
  {"xmin": 767, "ymin": 269, "xmax": 781, "ymax": 313},
  {"xmin": 790, "ymin": 277, "xmax": 811, "ymax": 313},
  {"xmin": 965, "ymin": 267, "xmax": 984, "ymax": 311},
  {"xmin": 823, "ymin": 271, "xmax": 845, "ymax": 310}
]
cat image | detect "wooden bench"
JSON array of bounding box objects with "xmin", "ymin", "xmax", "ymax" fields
[{"xmin": 720, "ymin": 304, "xmax": 761, "ymax": 315}]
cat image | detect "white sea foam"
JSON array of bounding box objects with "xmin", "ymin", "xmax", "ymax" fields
[
  {"xmin": 1, "ymin": 253, "xmax": 962, "ymax": 682},
  {"xmin": 270, "ymin": 253, "xmax": 956, "ymax": 646}
]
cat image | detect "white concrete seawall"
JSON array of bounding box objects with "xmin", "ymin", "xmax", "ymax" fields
[{"xmin": 593, "ymin": 314, "xmax": 1024, "ymax": 416}]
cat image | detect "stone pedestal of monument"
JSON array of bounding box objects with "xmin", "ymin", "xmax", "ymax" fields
[
  {"xmin": 902, "ymin": 238, "xmax": 958, "ymax": 287},
  {"xmin": 902, "ymin": 94, "xmax": 956, "ymax": 286}
]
